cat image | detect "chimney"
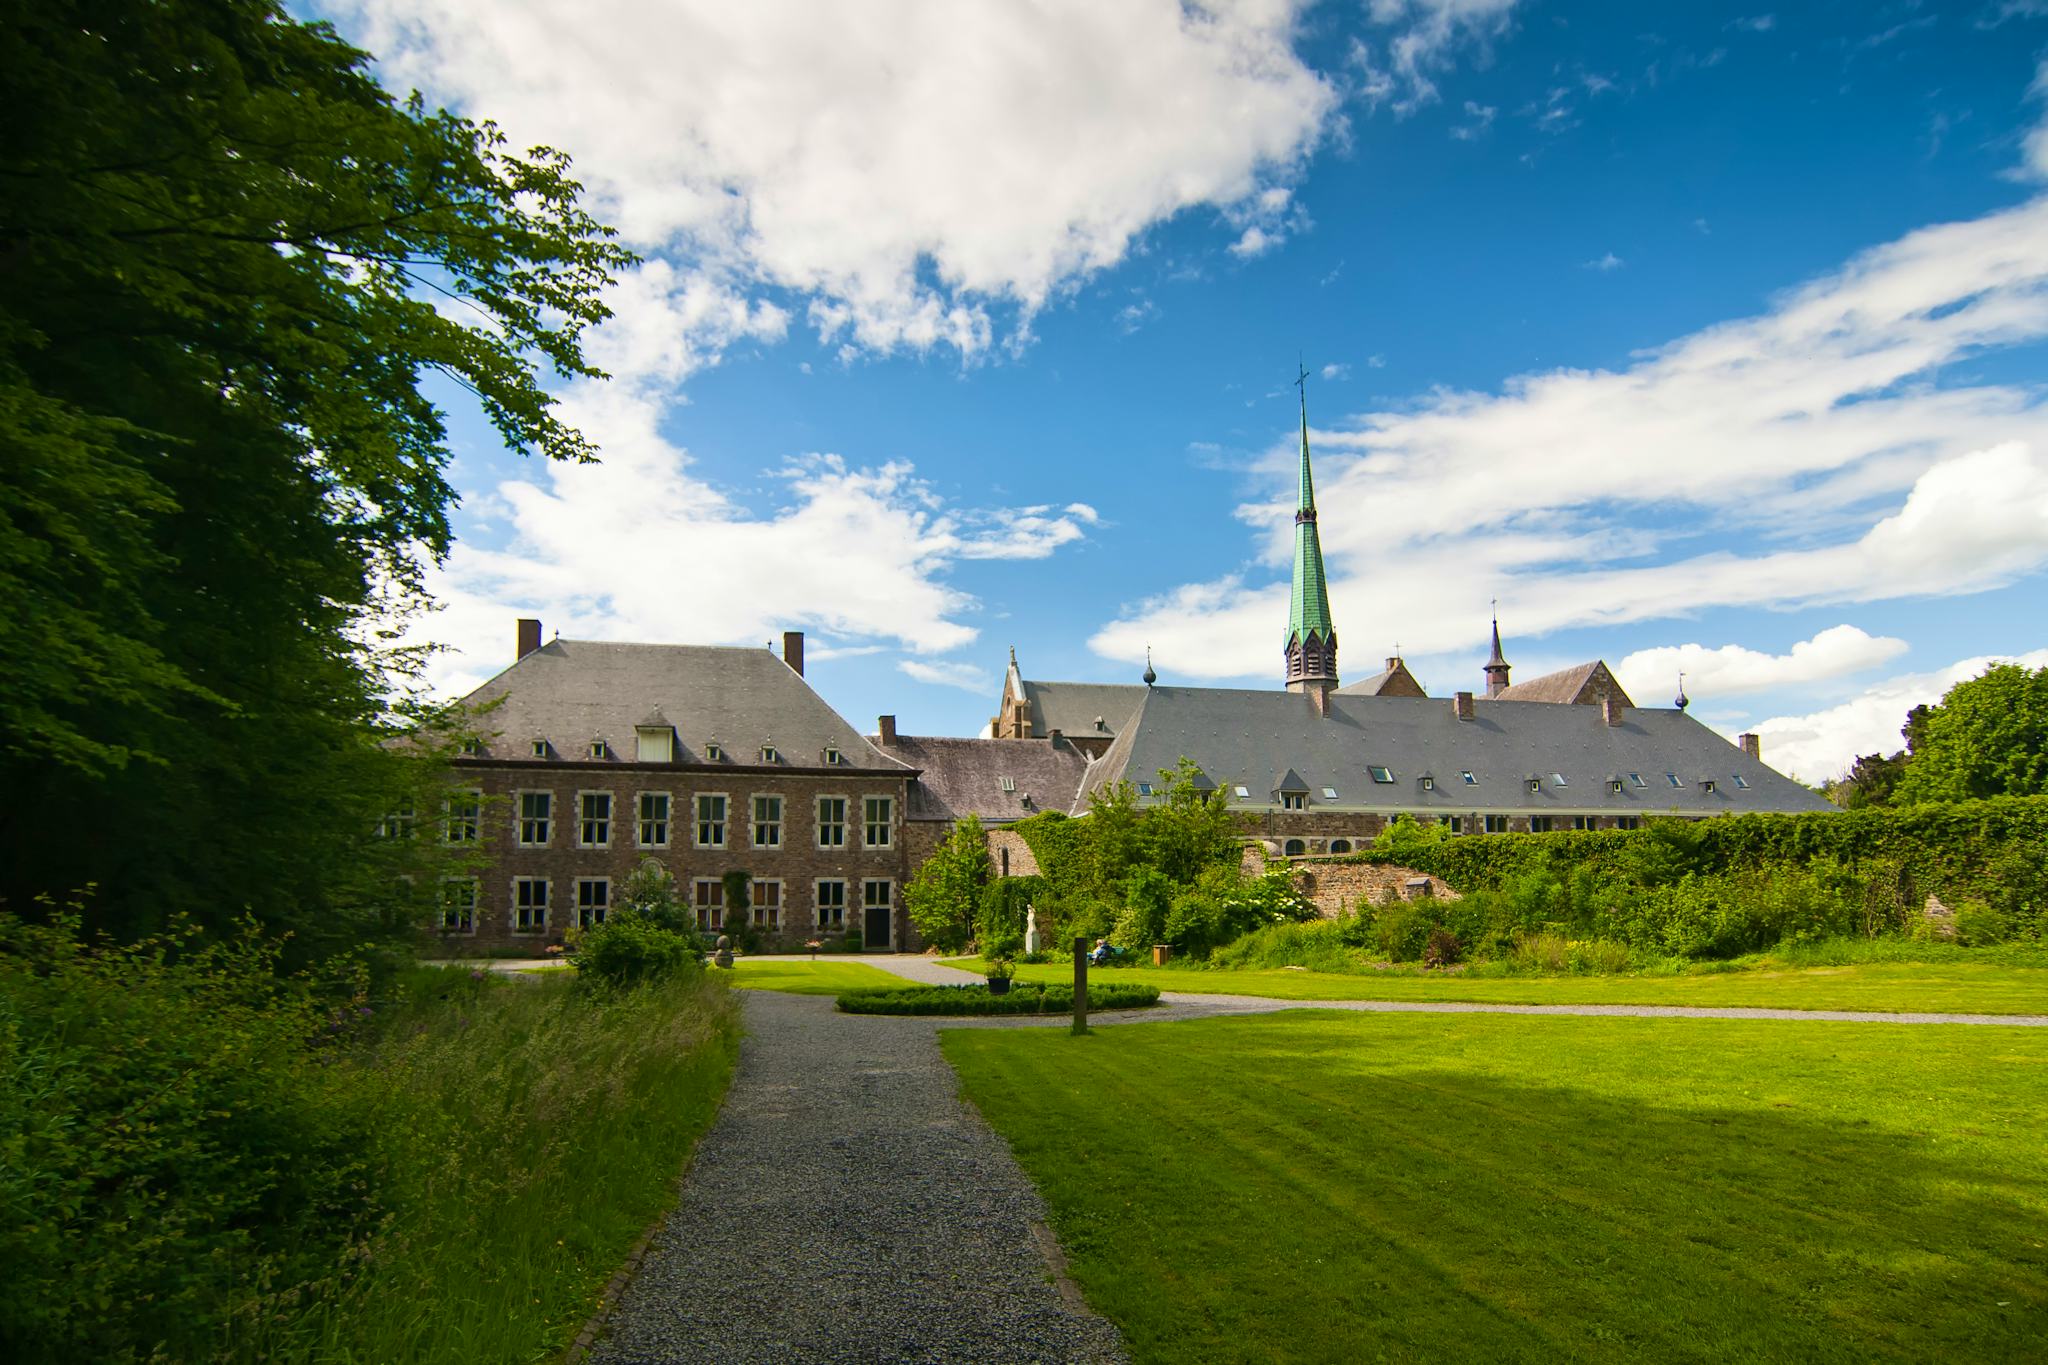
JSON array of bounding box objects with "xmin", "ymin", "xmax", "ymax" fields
[
  {"xmin": 517, "ymin": 617, "xmax": 542, "ymax": 659},
  {"xmin": 1603, "ymin": 695, "xmax": 1625, "ymax": 727},
  {"xmin": 878, "ymin": 715, "xmax": 897, "ymax": 746},
  {"xmin": 1386, "ymin": 656, "xmax": 1401, "ymax": 672},
  {"xmin": 1738, "ymin": 732, "xmax": 1761, "ymax": 761},
  {"xmin": 1047, "ymin": 727, "xmax": 1062, "ymax": 745},
  {"xmin": 782, "ymin": 630, "xmax": 804, "ymax": 677},
  {"xmin": 1453, "ymin": 690, "xmax": 1475, "ymax": 722}
]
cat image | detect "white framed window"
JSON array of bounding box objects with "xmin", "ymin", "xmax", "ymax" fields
[
  {"xmin": 817, "ymin": 796, "xmax": 847, "ymax": 849},
  {"xmin": 863, "ymin": 795, "xmax": 893, "ymax": 848},
  {"xmin": 378, "ymin": 801, "xmax": 416, "ymax": 840},
  {"xmin": 1530, "ymin": 816, "xmax": 1554, "ymax": 833},
  {"xmin": 1368, "ymin": 766, "xmax": 1394, "ymax": 784},
  {"xmin": 1444, "ymin": 816, "xmax": 1464, "ymax": 834},
  {"xmin": 752, "ymin": 879, "xmax": 782, "ymax": 929},
  {"xmin": 1320, "ymin": 786, "xmax": 1339, "ymax": 800},
  {"xmin": 577, "ymin": 791, "xmax": 613, "ymax": 848},
  {"xmin": 635, "ymin": 726, "xmax": 673, "ymax": 763},
  {"xmin": 1280, "ymin": 792, "xmax": 1306, "ymax": 811},
  {"xmin": 816, "ymin": 878, "xmax": 847, "ymax": 931},
  {"xmin": 575, "ymin": 877, "xmax": 610, "ymax": 928},
  {"xmin": 753, "ymin": 794, "xmax": 783, "ymax": 849},
  {"xmin": 530, "ymin": 739, "xmax": 550, "ymax": 758},
  {"xmin": 1233, "ymin": 784, "xmax": 1250, "ymax": 798},
  {"xmin": 1526, "ymin": 778, "xmax": 1542, "ymax": 794},
  {"xmin": 591, "ymin": 738, "xmax": 611, "ymax": 759},
  {"xmin": 513, "ymin": 877, "xmax": 549, "ymax": 934},
  {"xmin": 517, "ymin": 791, "xmax": 552, "ymax": 847},
  {"xmin": 704, "ymin": 742, "xmax": 724, "ymax": 762},
  {"xmin": 696, "ymin": 793, "xmax": 728, "ymax": 848},
  {"xmin": 824, "ymin": 745, "xmax": 842, "ymax": 766},
  {"xmin": 446, "ymin": 789, "xmax": 481, "ymax": 844},
  {"xmin": 760, "ymin": 744, "xmax": 778, "ymax": 764},
  {"xmin": 440, "ymin": 877, "xmax": 478, "ymax": 933},
  {"xmin": 637, "ymin": 791, "xmax": 670, "ymax": 848},
  {"xmin": 693, "ymin": 878, "xmax": 725, "ymax": 932},
  {"xmin": 1483, "ymin": 815, "xmax": 1509, "ymax": 834},
  {"xmin": 862, "ymin": 880, "xmax": 892, "ymax": 944},
  {"xmin": 999, "ymin": 775, "xmax": 1016, "ymax": 793}
]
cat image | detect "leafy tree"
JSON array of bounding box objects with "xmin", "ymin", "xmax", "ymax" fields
[
  {"xmin": 0, "ymin": 1, "xmax": 628, "ymax": 953},
  {"xmin": 1895, "ymin": 666, "xmax": 2048, "ymax": 803},
  {"xmin": 1826, "ymin": 750, "xmax": 1911, "ymax": 809},
  {"xmin": 616, "ymin": 859, "xmax": 692, "ymax": 936},
  {"xmin": 905, "ymin": 815, "xmax": 989, "ymax": 951},
  {"xmin": 1144, "ymin": 757, "xmax": 1244, "ymax": 883}
]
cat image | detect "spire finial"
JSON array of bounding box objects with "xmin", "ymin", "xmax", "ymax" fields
[
  {"xmin": 1143, "ymin": 646, "xmax": 1157, "ymax": 687},
  {"xmin": 1674, "ymin": 671, "xmax": 1690, "ymax": 711},
  {"xmin": 1008, "ymin": 644, "xmax": 1017, "ymax": 668}
]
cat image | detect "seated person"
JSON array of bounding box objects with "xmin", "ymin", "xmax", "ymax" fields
[{"xmin": 1089, "ymin": 937, "xmax": 1115, "ymax": 965}]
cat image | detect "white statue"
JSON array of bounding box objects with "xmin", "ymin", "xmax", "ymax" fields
[{"xmin": 1024, "ymin": 905, "xmax": 1041, "ymax": 955}]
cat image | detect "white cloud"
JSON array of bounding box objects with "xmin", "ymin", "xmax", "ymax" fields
[
  {"xmin": 335, "ymin": 0, "xmax": 1338, "ymax": 357},
  {"xmin": 1749, "ymin": 649, "xmax": 2048, "ymax": 783},
  {"xmin": 1730, "ymin": 15, "xmax": 1776, "ymax": 33},
  {"xmin": 1092, "ymin": 196, "xmax": 2048, "ymax": 678},
  {"xmin": 1583, "ymin": 251, "xmax": 1625, "ymax": 271},
  {"xmin": 899, "ymin": 659, "xmax": 992, "ymax": 692},
  {"xmin": 1353, "ymin": 0, "xmax": 1521, "ymax": 116},
  {"xmin": 1229, "ymin": 226, "xmax": 1278, "ymax": 258},
  {"xmin": 2024, "ymin": 60, "xmax": 2048, "ymax": 181},
  {"xmin": 1449, "ymin": 99, "xmax": 1497, "ymax": 139},
  {"xmin": 1613, "ymin": 625, "xmax": 1908, "ymax": 703},
  {"xmin": 1321, "ymin": 362, "xmax": 1352, "ymax": 380}
]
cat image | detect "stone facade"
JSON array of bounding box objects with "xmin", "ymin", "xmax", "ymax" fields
[{"xmin": 438, "ymin": 760, "xmax": 913, "ymax": 952}]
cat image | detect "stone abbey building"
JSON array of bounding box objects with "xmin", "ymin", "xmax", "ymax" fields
[{"xmin": 436, "ymin": 383, "xmax": 1827, "ymax": 948}]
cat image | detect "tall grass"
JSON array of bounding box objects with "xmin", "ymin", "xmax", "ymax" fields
[{"xmin": 289, "ymin": 968, "xmax": 739, "ymax": 1363}]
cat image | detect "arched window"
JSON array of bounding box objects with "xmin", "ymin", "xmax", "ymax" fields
[
  {"xmin": 1283, "ymin": 838, "xmax": 1306, "ymax": 857},
  {"xmin": 1328, "ymin": 838, "xmax": 1352, "ymax": 854}
]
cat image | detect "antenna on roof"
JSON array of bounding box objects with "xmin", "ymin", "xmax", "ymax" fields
[{"xmin": 1674, "ymin": 671, "xmax": 1690, "ymax": 711}]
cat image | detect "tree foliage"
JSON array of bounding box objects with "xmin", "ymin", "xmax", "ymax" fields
[
  {"xmin": 0, "ymin": 1, "xmax": 628, "ymax": 953},
  {"xmin": 905, "ymin": 814, "xmax": 989, "ymax": 952},
  {"xmin": 1894, "ymin": 665, "xmax": 2048, "ymax": 803}
]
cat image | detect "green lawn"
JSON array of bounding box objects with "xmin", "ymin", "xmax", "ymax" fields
[
  {"xmin": 721, "ymin": 958, "xmax": 912, "ymax": 995},
  {"xmin": 941, "ymin": 957, "xmax": 2048, "ymax": 1014},
  {"xmin": 943, "ymin": 1011, "xmax": 2048, "ymax": 1364}
]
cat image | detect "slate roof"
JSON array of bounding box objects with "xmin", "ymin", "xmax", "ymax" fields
[
  {"xmin": 872, "ymin": 734, "xmax": 1090, "ymax": 823},
  {"xmin": 1074, "ymin": 686, "xmax": 1830, "ymax": 817},
  {"xmin": 1336, "ymin": 659, "xmax": 1426, "ymax": 697},
  {"xmin": 1017, "ymin": 679, "xmax": 1148, "ymax": 741},
  {"xmin": 1493, "ymin": 661, "xmax": 1631, "ymax": 706},
  {"xmin": 454, "ymin": 639, "xmax": 911, "ymax": 772}
]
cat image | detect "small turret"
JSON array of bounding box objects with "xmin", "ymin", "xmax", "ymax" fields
[
  {"xmin": 1483, "ymin": 606, "xmax": 1511, "ymax": 698},
  {"xmin": 1284, "ymin": 366, "xmax": 1339, "ymax": 704}
]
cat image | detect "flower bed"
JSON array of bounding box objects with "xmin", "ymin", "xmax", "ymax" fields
[{"xmin": 835, "ymin": 981, "xmax": 1161, "ymax": 1016}]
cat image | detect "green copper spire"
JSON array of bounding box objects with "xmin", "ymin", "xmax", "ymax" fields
[{"xmin": 1284, "ymin": 368, "xmax": 1338, "ymax": 690}]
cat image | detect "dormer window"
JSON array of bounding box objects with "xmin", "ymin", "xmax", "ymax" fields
[
  {"xmin": 704, "ymin": 743, "xmax": 724, "ymax": 762},
  {"xmin": 1609, "ymin": 778, "xmax": 1624, "ymax": 794},
  {"xmin": 1094, "ymin": 716, "xmax": 1107, "ymax": 732},
  {"xmin": 824, "ymin": 745, "xmax": 841, "ymax": 766},
  {"xmin": 999, "ymin": 776, "xmax": 1016, "ymax": 793},
  {"xmin": 591, "ymin": 739, "xmax": 611, "ymax": 759},
  {"xmin": 760, "ymin": 745, "xmax": 778, "ymax": 764},
  {"xmin": 635, "ymin": 726, "xmax": 673, "ymax": 763},
  {"xmin": 530, "ymin": 740, "xmax": 550, "ymax": 758},
  {"xmin": 1700, "ymin": 779, "xmax": 1717, "ymax": 794},
  {"xmin": 460, "ymin": 738, "xmax": 484, "ymax": 757},
  {"xmin": 1526, "ymin": 777, "xmax": 1541, "ymax": 794},
  {"xmin": 1420, "ymin": 774, "xmax": 1436, "ymax": 792},
  {"xmin": 1281, "ymin": 792, "xmax": 1307, "ymax": 811}
]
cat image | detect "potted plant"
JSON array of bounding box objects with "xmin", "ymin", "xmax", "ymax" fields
[{"xmin": 985, "ymin": 955, "xmax": 1016, "ymax": 996}]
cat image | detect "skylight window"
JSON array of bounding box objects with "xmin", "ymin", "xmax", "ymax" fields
[
  {"xmin": 1732, "ymin": 774, "xmax": 1750, "ymax": 789},
  {"xmin": 1627, "ymin": 773, "xmax": 1647, "ymax": 788},
  {"xmin": 1136, "ymin": 782, "xmax": 1153, "ymax": 796},
  {"xmin": 1321, "ymin": 786, "xmax": 1339, "ymax": 800},
  {"xmin": 1234, "ymin": 785, "xmax": 1250, "ymax": 799},
  {"xmin": 1368, "ymin": 766, "xmax": 1394, "ymax": 784},
  {"xmin": 1460, "ymin": 770, "xmax": 1477, "ymax": 785},
  {"xmin": 1551, "ymin": 773, "xmax": 1568, "ymax": 787},
  {"xmin": 999, "ymin": 776, "xmax": 1016, "ymax": 793},
  {"xmin": 1666, "ymin": 772, "xmax": 1683, "ymax": 788}
]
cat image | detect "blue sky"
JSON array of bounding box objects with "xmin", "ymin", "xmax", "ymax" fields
[{"xmin": 318, "ymin": 0, "xmax": 2048, "ymax": 780}]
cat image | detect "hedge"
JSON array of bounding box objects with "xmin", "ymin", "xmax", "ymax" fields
[
  {"xmin": 1349, "ymin": 796, "xmax": 2048, "ymax": 915},
  {"xmin": 835, "ymin": 982, "xmax": 1161, "ymax": 1016}
]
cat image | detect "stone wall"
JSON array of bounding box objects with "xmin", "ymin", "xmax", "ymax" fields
[{"xmin": 1287, "ymin": 859, "xmax": 1458, "ymax": 918}]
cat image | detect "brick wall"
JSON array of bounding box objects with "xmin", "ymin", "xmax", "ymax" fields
[{"xmin": 436, "ymin": 760, "xmax": 912, "ymax": 952}]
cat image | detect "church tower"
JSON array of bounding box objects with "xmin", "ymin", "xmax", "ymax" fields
[
  {"xmin": 1284, "ymin": 372, "xmax": 1339, "ymax": 706},
  {"xmin": 1484, "ymin": 609, "xmax": 1512, "ymax": 697}
]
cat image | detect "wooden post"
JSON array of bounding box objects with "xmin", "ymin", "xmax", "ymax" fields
[{"xmin": 1072, "ymin": 935, "xmax": 1089, "ymax": 1036}]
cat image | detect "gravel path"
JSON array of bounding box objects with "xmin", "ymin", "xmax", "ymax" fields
[{"xmin": 589, "ymin": 989, "xmax": 1126, "ymax": 1365}]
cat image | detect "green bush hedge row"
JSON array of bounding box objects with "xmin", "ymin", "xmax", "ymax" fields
[
  {"xmin": 835, "ymin": 982, "xmax": 1162, "ymax": 1016},
  {"xmin": 1355, "ymin": 797, "xmax": 2048, "ymax": 916}
]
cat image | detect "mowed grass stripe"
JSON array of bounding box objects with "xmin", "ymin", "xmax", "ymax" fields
[
  {"xmin": 722, "ymin": 958, "xmax": 912, "ymax": 995},
  {"xmin": 943, "ymin": 1013, "xmax": 2048, "ymax": 1364},
  {"xmin": 942, "ymin": 959, "xmax": 2048, "ymax": 1014}
]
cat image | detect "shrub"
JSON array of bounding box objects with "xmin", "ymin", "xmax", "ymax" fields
[
  {"xmin": 570, "ymin": 915, "xmax": 702, "ymax": 991},
  {"xmin": 835, "ymin": 982, "xmax": 1161, "ymax": 1015},
  {"xmin": 1953, "ymin": 900, "xmax": 2010, "ymax": 947},
  {"xmin": 1423, "ymin": 927, "xmax": 1462, "ymax": 967},
  {"xmin": 1113, "ymin": 867, "xmax": 1174, "ymax": 950}
]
